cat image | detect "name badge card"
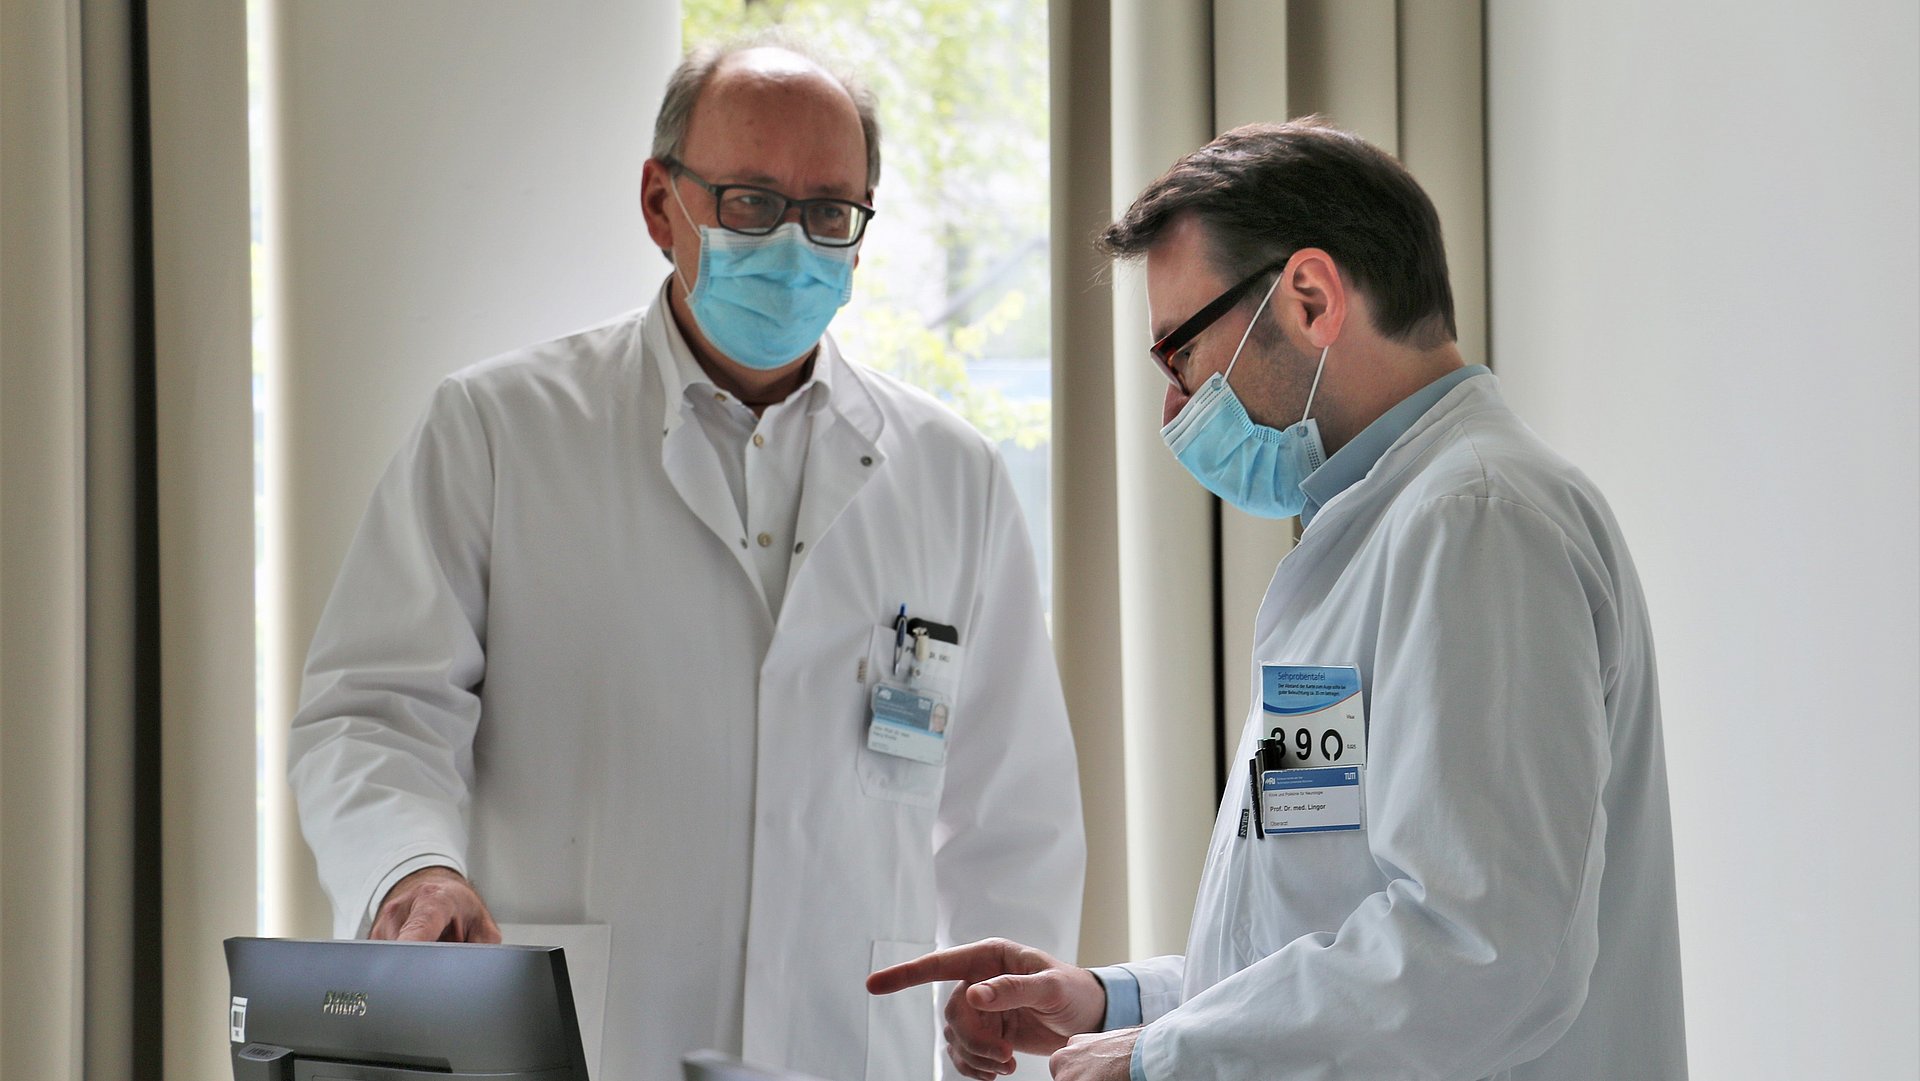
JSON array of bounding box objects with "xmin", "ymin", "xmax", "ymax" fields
[
  {"xmin": 868, "ymin": 683, "xmax": 949, "ymax": 765},
  {"xmin": 1261, "ymin": 766, "xmax": 1364, "ymax": 833},
  {"xmin": 1258, "ymin": 664, "xmax": 1367, "ymax": 835}
]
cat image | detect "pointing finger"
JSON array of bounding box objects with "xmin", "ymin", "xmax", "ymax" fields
[
  {"xmin": 867, "ymin": 939, "xmax": 1027, "ymax": 995},
  {"xmin": 395, "ymin": 898, "xmax": 454, "ymax": 942}
]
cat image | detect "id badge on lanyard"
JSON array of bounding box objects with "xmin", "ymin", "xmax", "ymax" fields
[
  {"xmin": 867, "ymin": 609, "xmax": 961, "ymax": 766},
  {"xmin": 1244, "ymin": 664, "xmax": 1367, "ymax": 837}
]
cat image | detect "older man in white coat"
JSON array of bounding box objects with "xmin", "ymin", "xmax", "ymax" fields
[
  {"xmin": 289, "ymin": 39, "xmax": 1083, "ymax": 1081},
  {"xmin": 870, "ymin": 120, "xmax": 1685, "ymax": 1080}
]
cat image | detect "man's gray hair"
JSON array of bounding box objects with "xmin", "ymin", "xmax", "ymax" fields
[{"xmin": 651, "ymin": 31, "xmax": 882, "ymax": 192}]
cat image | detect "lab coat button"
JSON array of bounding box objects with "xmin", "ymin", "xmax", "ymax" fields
[
  {"xmin": 752, "ymin": 433, "xmax": 766, "ymax": 448},
  {"xmin": 793, "ymin": 541, "xmax": 805, "ymax": 553},
  {"xmin": 757, "ymin": 532, "xmax": 773, "ymax": 548},
  {"xmin": 860, "ymin": 455, "xmax": 873, "ymax": 467}
]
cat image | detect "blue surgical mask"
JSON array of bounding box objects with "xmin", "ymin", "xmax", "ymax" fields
[
  {"xmin": 672, "ymin": 184, "xmax": 857, "ymax": 370},
  {"xmin": 1159, "ymin": 277, "xmax": 1329, "ymax": 519}
]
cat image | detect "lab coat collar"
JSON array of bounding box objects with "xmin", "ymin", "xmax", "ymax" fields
[
  {"xmin": 1302, "ymin": 369, "xmax": 1503, "ymax": 535},
  {"xmin": 648, "ymin": 277, "xmax": 848, "ymax": 437},
  {"xmin": 1299, "ymin": 365, "xmax": 1489, "ymax": 529},
  {"xmin": 809, "ymin": 333, "xmax": 885, "ymax": 446}
]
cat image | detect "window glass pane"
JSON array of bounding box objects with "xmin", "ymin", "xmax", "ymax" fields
[{"xmin": 683, "ymin": 0, "xmax": 1053, "ymax": 610}]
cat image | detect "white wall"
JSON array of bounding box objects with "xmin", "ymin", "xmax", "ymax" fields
[{"xmin": 1487, "ymin": 3, "xmax": 1918, "ymax": 1077}]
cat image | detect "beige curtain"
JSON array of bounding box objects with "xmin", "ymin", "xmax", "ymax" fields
[
  {"xmin": 78, "ymin": 3, "xmax": 160, "ymax": 1077},
  {"xmin": 1052, "ymin": 0, "xmax": 1488, "ymax": 967},
  {"xmin": 1049, "ymin": 0, "xmax": 1130, "ymax": 967},
  {"xmin": 2, "ymin": 0, "xmax": 255, "ymax": 1077},
  {"xmin": 147, "ymin": 3, "xmax": 259, "ymax": 1079},
  {"xmin": 1, "ymin": 2, "xmax": 91, "ymax": 1076}
]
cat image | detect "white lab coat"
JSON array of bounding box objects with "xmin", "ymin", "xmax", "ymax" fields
[
  {"xmin": 1123, "ymin": 373, "xmax": 1686, "ymax": 1080},
  {"xmin": 289, "ymin": 300, "xmax": 1084, "ymax": 1081}
]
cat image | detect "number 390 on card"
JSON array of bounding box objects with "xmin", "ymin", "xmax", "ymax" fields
[{"xmin": 1260, "ymin": 664, "xmax": 1366, "ymax": 767}]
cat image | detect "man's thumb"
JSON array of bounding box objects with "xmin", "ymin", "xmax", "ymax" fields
[{"xmin": 969, "ymin": 971, "xmax": 1056, "ymax": 1012}]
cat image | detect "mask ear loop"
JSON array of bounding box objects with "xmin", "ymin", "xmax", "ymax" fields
[
  {"xmin": 667, "ymin": 176, "xmax": 700, "ymax": 297},
  {"xmin": 1300, "ymin": 343, "xmax": 1331, "ymax": 425},
  {"xmin": 1221, "ymin": 272, "xmax": 1284, "ymax": 386}
]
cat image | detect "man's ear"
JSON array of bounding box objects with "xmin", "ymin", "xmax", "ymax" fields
[
  {"xmin": 1277, "ymin": 247, "xmax": 1348, "ymax": 349},
  {"xmin": 639, "ymin": 158, "xmax": 677, "ymax": 253}
]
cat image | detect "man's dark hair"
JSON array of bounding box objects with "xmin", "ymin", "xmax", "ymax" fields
[{"xmin": 1100, "ymin": 118, "xmax": 1456, "ymax": 347}]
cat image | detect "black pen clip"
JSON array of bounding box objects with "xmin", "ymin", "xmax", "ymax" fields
[{"xmin": 1247, "ymin": 755, "xmax": 1266, "ymax": 840}]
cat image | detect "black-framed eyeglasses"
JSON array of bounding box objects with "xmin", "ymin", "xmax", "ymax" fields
[
  {"xmin": 664, "ymin": 158, "xmax": 875, "ymax": 248},
  {"xmin": 1149, "ymin": 257, "xmax": 1291, "ymax": 391}
]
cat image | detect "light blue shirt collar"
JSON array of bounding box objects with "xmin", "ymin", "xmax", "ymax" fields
[{"xmin": 1298, "ymin": 365, "xmax": 1488, "ymax": 529}]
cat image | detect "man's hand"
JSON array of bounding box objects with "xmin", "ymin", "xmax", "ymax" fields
[
  {"xmin": 866, "ymin": 938, "xmax": 1108, "ymax": 1080},
  {"xmin": 369, "ymin": 866, "xmax": 501, "ymax": 943},
  {"xmin": 1049, "ymin": 1028, "xmax": 1138, "ymax": 1081}
]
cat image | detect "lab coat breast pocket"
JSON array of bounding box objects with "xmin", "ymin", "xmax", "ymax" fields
[{"xmin": 856, "ymin": 624, "xmax": 965, "ymax": 810}]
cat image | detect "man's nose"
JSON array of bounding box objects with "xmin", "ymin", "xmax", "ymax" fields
[{"xmin": 1163, "ymin": 383, "xmax": 1188, "ymax": 427}]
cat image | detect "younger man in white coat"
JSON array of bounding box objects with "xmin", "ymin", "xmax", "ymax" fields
[
  {"xmin": 289, "ymin": 40, "xmax": 1083, "ymax": 1081},
  {"xmin": 870, "ymin": 120, "xmax": 1686, "ymax": 1080}
]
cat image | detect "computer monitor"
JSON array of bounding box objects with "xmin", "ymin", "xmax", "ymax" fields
[
  {"xmin": 225, "ymin": 937, "xmax": 589, "ymax": 1081},
  {"xmin": 682, "ymin": 1050, "xmax": 838, "ymax": 1081}
]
